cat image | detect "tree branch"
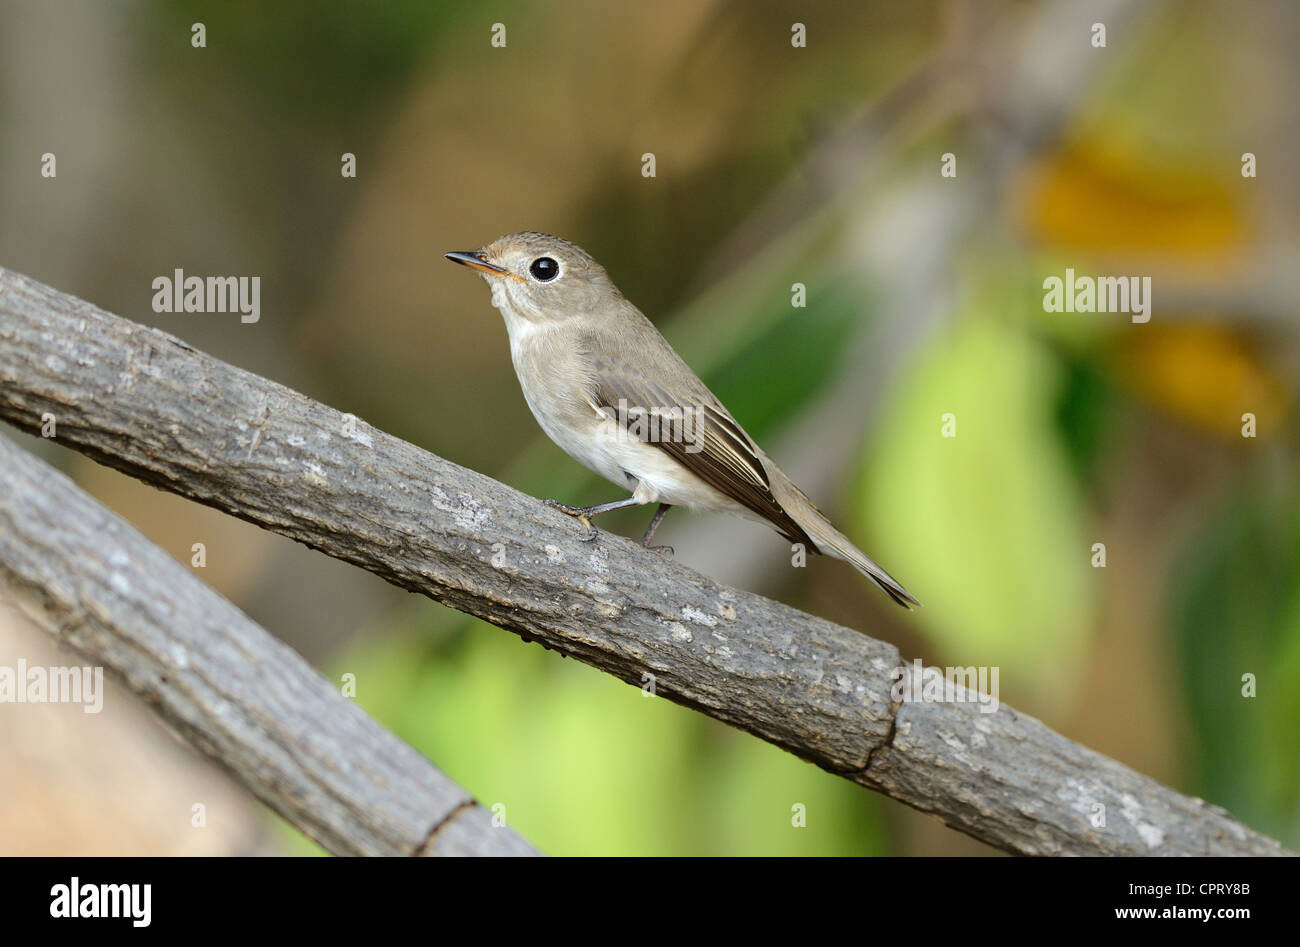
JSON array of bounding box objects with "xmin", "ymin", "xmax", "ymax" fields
[
  {"xmin": 0, "ymin": 267, "xmax": 1288, "ymax": 856},
  {"xmin": 0, "ymin": 428, "xmax": 537, "ymax": 857}
]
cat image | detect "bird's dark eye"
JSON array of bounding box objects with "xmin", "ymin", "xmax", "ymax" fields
[{"xmin": 529, "ymin": 257, "xmax": 559, "ymax": 282}]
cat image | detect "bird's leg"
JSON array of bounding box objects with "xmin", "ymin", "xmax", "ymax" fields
[
  {"xmin": 640, "ymin": 503, "xmax": 674, "ymax": 556},
  {"xmin": 544, "ymin": 496, "xmax": 645, "ymax": 542}
]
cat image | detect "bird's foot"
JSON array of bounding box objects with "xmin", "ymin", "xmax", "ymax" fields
[
  {"xmin": 646, "ymin": 544, "xmax": 674, "ymax": 558},
  {"xmin": 543, "ymin": 498, "xmax": 599, "ymax": 542}
]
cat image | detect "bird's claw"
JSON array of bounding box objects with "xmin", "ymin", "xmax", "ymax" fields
[
  {"xmin": 646, "ymin": 544, "xmax": 674, "ymax": 558},
  {"xmin": 544, "ymin": 498, "xmax": 599, "ymax": 541}
]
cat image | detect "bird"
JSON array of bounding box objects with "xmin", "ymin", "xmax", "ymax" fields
[{"xmin": 445, "ymin": 232, "xmax": 919, "ymax": 608}]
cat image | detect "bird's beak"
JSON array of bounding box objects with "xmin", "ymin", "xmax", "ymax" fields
[{"xmin": 444, "ymin": 250, "xmax": 523, "ymax": 281}]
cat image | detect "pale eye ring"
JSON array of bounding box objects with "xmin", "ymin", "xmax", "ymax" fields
[{"xmin": 529, "ymin": 257, "xmax": 559, "ymax": 282}]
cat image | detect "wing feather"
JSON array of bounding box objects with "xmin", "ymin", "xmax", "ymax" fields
[{"xmin": 589, "ymin": 372, "xmax": 812, "ymax": 545}]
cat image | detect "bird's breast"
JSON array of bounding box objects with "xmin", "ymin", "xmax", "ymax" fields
[
  {"xmin": 507, "ymin": 324, "xmax": 618, "ymax": 476},
  {"xmin": 506, "ymin": 322, "xmax": 698, "ymax": 501}
]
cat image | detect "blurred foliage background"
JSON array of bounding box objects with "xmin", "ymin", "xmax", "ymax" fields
[{"xmin": 0, "ymin": 0, "xmax": 1297, "ymax": 855}]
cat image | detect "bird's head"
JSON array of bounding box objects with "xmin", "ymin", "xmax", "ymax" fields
[{"xmin": 445, "ymin": 232, "xmax": 620, "ymax": 325}]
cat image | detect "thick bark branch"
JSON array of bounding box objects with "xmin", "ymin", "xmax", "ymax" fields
[
  {"xmin": 0, "ymin": 432, "xmax": 537, "ymax": 857},
  {"xmin": 0, "ymin": 267, "xmax": 1288, "ymax": 856}
]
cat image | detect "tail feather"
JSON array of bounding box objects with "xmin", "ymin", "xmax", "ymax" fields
[
  {"xmin": 767, "ymin": 471, "xmax": 920, "ymax": 609},
  {"xmin": 814, "ymin": 526, "xmax": 920, "ymax": 609}
]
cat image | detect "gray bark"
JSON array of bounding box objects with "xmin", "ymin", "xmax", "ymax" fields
[
  {"xmin": 0, "ymin": 266, "xmax": 1289, "ymax": 856},
  {"xmin": 0, "ymin": 433, "xmax": 537, "ymax": 857}
]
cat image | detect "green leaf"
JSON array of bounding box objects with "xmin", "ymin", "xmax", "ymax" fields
[
  {"xmin": 1170, "ymin": 486, "xmax": 1300, "ymax": 843},
  {"xmin": 859, "ymin": 315, "xmax": 1093, "ymax": 703},
  {"xmin": 307, "ymin": 612, "xmax": 888, "ymax": 855}
]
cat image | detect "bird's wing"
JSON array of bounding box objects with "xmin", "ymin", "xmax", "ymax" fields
[{"xmin": 588, "ymin": 370, "xmax": 813, "ymax": 546}]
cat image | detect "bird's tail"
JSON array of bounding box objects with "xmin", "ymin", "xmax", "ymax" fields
[
  {"xmin": 772, "ymin": 475, "xmax": 920, "ymax": 609},
  {"xmin": 811, "ymin": 521, "xmax": 920, "ymax": 609}
]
